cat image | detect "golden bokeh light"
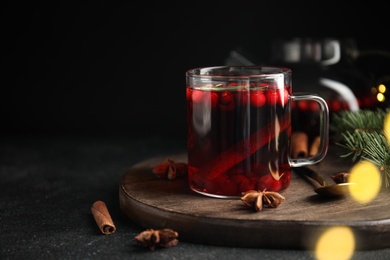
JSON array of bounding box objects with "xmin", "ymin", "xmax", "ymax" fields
[
  {"xmin": 348, "ymin": 161, "xmax": 381, "ymax": 204},
  {"xmin": 315, "ymin": 226, "xmax": 354, "ymax": 260},
  {"xmin": 378, "ymin": 83, "xmax": 386, "ymax": 93},
  {"xmin": 384, "ymin": 111, "xmax": 390, "ymax": 144},
  {"xmin": 376, "ymin": 93, "xmax": 385, "ymax": 102}
]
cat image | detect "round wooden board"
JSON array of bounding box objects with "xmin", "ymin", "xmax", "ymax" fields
[{"xmin": 119, "ymin": 147, "xmax": 390, "ymax": 250}]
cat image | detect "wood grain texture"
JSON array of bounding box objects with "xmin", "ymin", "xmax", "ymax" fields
[{"xmin": 119, "ymin": 146, "xmax": 390, "ymax": 250}]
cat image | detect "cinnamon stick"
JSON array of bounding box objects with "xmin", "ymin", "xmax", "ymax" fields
[
  {"xmin": 91, "ymin": 200, "xmax": 116, "ymax": 235},
  {"xmin": 309, "ymin": 136, "xmax": 320, "ymax": 157},
  {"xmin": 201, "ymin": 115, "xmax": 289, "ymax": 180},
  {"xmin": 291, "ymin": 131, "xmax": 308, "ymax": 158}
]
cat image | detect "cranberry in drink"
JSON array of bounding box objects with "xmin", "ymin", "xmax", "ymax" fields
[{"xmin": 186, "ymin": 81, "xmax": 292, "ymax": 198}]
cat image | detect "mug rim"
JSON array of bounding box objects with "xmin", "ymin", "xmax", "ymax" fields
[{"xmin": 186, "ymin": 66, "xmax": 292, "ymax": 78}]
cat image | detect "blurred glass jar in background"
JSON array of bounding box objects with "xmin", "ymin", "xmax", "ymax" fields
[{"xmin": 225, "ymin": 37, "xmax": 390, "ymax": 142}]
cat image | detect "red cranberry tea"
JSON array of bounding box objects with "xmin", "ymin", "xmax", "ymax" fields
[
  {"xmin": 186, "ymin": 83, "xmax": 292, "ymax": 198},
  {"xmin": 186, "ymin": 66, "xmax": 329, "ymax": 199}
]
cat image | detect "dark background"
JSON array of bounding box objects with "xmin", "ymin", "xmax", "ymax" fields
[
  {"xmin": 2, "ymin": 1, "xmax": 390, "ymax": 140},
  {"xmin": 2, "ymin": 3, "xmax": 390, "ymax": 259}
]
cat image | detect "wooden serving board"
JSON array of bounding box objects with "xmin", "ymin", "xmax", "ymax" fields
[{"xmin": 119, "ymin": 146, "xmax": 390, "ymax": 250}]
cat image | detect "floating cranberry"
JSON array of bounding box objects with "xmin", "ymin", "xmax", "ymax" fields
[
  {"xmin": 227, "ymin": 82, "xmax": 239, "ymax": 87},
  {"xmin": 205, "ymin": 175, "xmax": 239, "ymax": 196},
  {"xmin": 220, "ymin": 179, "xmax": 238, "ymax": 196},
  {"xmin": 205, "ymin": 175, "xmax": 225, "ymax": 194},
  {"xmin": 237, "ymin": 90, "xmax": 250, "ymax": 106},
  {"xmin": 210, "ymin": 92, "xmax": 219, "ymax": 108},
  {"xmin": 330, "ymin": 99, "xmax": 342, "ymax": 112},
  {"xmin": 258, "ymin": 82, "xmax": 269, "ymax": 88},
  {"xmin": 266, "ymin": 90, "xmax": 278, "ymax": 106},
  {"xmin": 220, "ymin": 91, "xmax": 233, "ymax": 104},
  {"xmin": 186, "ymin": 87, "xmax": 192, "ymax": 101},
  {"xmin": 227, "ymin": 167, "xmax": 246, "ymax": 176},
  {"xmin": 360, "ymin": 96, "xmax": 377, "ymax": 109},
  {"xmin": 291, "ymin": 100, "xmax": 296, "ymax": 110},
  {"xmin": 341, "ymin": 100, "xmax": 349, "ymax": 110},
  {"xmin": 188, "ymin": 168, "xmax": 205, "ymax": 189},
  {"xmin": 191, "ymin": 89, "xmax": 204, "ymax": 103},
  {"xmin": 278, "ymin": 88, "xmax": 289, "ymax": 106},
  {"xmin": 230, "ymin": 174, "xmax": 247, "ymax": 186},
  {"xmin": 250, "ymin": 90, "xmax": 266, "ymax": 107},
  {"xmin": 249, "ymin": 163, "xmax": 268, "ymax": 176},
  {"xmin": 297, "ymin": 100, "xmax": 308, "ymax": 111},
  {"xmin": 258, "ymin": 174, "xmax": 282, "ymax": 192},
  {"xmin": 201, "ymin": 91, "xmax": 219, "ymax": 108},
  {"xmin": 218, "ymin": 91, "xmax": 235, "ymax": 110},
  {"xmin": 239, "ymin": 177, "xmax": 257, "ymax": 193},
  {"xmin": 308, "ymin": 100, "xmax": 319, "ymax": 111}
]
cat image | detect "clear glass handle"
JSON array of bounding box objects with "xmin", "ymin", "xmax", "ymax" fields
[{"xmin": 290, "ymin": 93, "xmax": 329, "ymax": 167}]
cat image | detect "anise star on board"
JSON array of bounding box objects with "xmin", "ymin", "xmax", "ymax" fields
[{"xmin": 241, "ymin": 190, "xmax": 285, "ymax": 211}]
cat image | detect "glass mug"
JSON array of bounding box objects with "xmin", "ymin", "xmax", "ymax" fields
[{"xmin": 186, "ymin": 66, "xmax": 329, "ymax": 198}]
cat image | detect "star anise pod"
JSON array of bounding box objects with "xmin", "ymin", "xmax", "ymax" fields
[
  {"xmin": 331, "ymin": 172, "xmax": 350, "ymax": 184},
  {"xmin": 241, "ymin": 190, "xmax": 285, "ymax": 212},
  {"xmin": 152, "ymin": 159, "xmax": 188, "ymax": 180},
  {"xmin": 134, "ymin": 228, "xmax": 179, "ymax": 251}
]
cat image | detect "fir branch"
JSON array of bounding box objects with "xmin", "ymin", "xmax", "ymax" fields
[
  {"xmin": 362, "ymin": 131, "xmax": 388, "ymax": 165},
  {"xmin": 331, "ymin": 108, "xmax": 387, "ymax": 134},
  {"xmin": 383, "ymin": 157, "xmax": 390, "ymax": 188},
  {"xmin": 336, "ymin": 131, "xmax": 366, "ymax": 161},
  {"xmin": 332, "ymin": 108, "xmax": 390, "ymax": 189},
  {"xmin": 362, "ymin": 132, "xmax": 390, "ymax": 188}
]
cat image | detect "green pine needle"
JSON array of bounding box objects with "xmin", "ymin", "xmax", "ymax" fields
[
  {"xmin": 336, "ymin": 131, "xmax": 366, "ymax": 161},
  {"xmin": 361, "ymin": 131, "xmax": 390, "ymax": 188},
  {"xmin": 332, "ymin": 108, "xmax": 390, "ymax": 188}
]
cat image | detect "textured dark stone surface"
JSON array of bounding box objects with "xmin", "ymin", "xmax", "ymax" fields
[{"xmin": 1, "ymin": 135, "xmax": 390, "ymax": 259}]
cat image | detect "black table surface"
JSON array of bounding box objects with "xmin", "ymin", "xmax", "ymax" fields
[{"xmin": 1, "ymin": 134, "xmax": 390, "ymax": 260}]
